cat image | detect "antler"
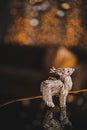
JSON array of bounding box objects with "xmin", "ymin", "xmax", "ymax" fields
[{"xmin": 49, "ymin": 67, "xmax": 56, "ymax": 73}]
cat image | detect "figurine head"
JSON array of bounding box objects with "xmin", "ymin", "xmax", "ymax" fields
[{"xmin": 50, "ymin": 67, "xmax": 75, "ymax": 76}]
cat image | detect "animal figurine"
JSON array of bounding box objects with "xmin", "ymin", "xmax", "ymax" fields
[{"xmin": 40, "ymin": 67, "xmax": 75, "ymax": 108}]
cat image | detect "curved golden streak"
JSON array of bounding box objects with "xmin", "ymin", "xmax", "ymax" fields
[{"xmin": 0, "ymin": 89, "xmax": 87, "ymax": 108}]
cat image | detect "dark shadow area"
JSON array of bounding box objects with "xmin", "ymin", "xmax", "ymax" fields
[{"xmin": 0, "ymin": 44, "xmax": 49, "ymax": 103}]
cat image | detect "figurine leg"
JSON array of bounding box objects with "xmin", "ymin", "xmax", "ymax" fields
[
  {"xmin": 59, "ymin": 89, "xmax": 68, "ymax": 108},
  {"xmin": 42, "ymin": 87, "xmax": 55, "ymax": 108}
]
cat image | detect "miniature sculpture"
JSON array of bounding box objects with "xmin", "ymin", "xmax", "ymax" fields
[{"xmin": 40, "ymin": 67, "xmax": 75, "ymax": 108}]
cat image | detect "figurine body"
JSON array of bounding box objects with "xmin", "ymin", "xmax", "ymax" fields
[{"xmin": 40, "ymin": 67, "xmax": 75, "ymax": 108}]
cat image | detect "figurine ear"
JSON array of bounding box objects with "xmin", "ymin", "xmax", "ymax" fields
[
  {"xmin": 70, "ymin": 68, "xmax": 75, "ymax": 75},
  {"xmin": 49, "ymin": 67, "xmax": 56, "ymax": 73}
]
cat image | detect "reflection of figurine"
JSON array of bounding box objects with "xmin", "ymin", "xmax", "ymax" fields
[
  {"xmin": 40, "ymin": 67, "xmax": 75, "ymax": 121},
  {"xmin": 43, "ymin": 109, "xmax": 63, "ymax": 130},
  {"xmin": 43, "ymin": 108, "xmax": 72, "ymax": 130}
]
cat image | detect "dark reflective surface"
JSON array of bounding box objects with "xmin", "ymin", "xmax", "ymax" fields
[{"xmin": 0, "ymin": 97, "xmax": 87, "ymax": 130}]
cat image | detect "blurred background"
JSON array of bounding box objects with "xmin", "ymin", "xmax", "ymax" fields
[{"xmin": 0, "ymin": 0, "xmax": 87, "ymax": 130}]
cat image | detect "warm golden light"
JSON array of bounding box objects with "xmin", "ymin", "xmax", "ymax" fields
[{"xmin": 4, "ymin": 0, "xmax": 83, "ymax": 47}]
